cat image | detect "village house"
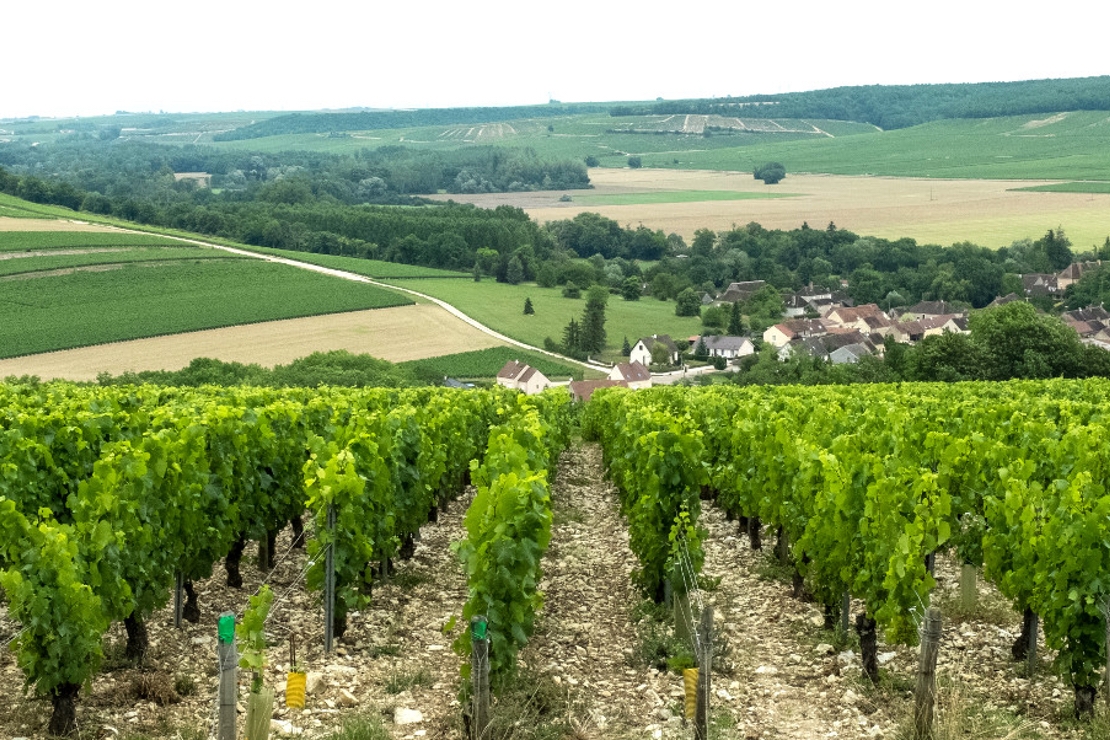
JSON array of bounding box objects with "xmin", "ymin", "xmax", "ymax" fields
[
  {"xmin": 567, "ymin": 379, "xmax": 627, "ymax": 402},
  {"xmin": 919, "ymin": 315, "xmax": 966, "ymax": 338},
  {"xmin": 495, "ymin": 360, "xmax": 550, "ymax": 395},
  {"xmin": 763, "ymin": 318, "xmax": 829, "ymax": 348},
  {"xmin": 825, "ymin": 303, "xmax": 888, "ymax": 333},
  {"xmin": 1063, "ymin": 306, "xmax": 1110, "ymax": 338},
  {"xmin": 694, "ymin": 335, "xmax": 755, "ymax": 361},
  {"xmin": 779, "ymin": 330, "xmax": 877, "ymax": 363},
  {"xmin": 903, "ymin": 301, "xmax": 967, "ymax": 321},
  {"xmin": 1021, "ymin": 273, "xmax": 1058, "ymax": 297},
  {"xmin": 608, "ymin": 361, "xmax": 652, "ymax": 390},
  {"xmin": 716, "ymin": 280, "xmax": 767, "ymax": 304},
  {"xmin": 1056, "ymin": 261, "xmax": 1101, "ymax": 291},
  {"xmin": 630, "ymin": 334, "xmax": 680, "ymax": 366},
  {"xmin": 987, "ymin": 293, "xmax": 1023, "ymax": 309}
]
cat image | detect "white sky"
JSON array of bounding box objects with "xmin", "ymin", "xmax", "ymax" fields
[{"xmin": 4, "ymin": 0, "xmax": 1107, "ymax": 119}]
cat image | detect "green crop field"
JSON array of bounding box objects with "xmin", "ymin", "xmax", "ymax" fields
[
  {"xmin": 0, "ymin": 193, "xmax": 82, "ymax": 219},
  {"xmin": 0, "ymin": 231, "xmax": 196, "ymax": 251},
  {"xmin": 654, "ymin": 112, "xmax": 1110, "ymax": 181},
  {"xmin": 237, "ymin": 246, "xmax": 471, "ymax": 279},
  {"xmin": 389, "ymin": 278, "xmax": 703, "ymax": 357},
  {"xmin": 0, "ymin": 259, "xmax": 412, "ymax": 358},
  {"xmin": 0, "ymin": 248, "xmax": 236, "ymax": 277},
  {"xmin": 401, "ymin": 346, "xmax": 596, "ymax": 381}
]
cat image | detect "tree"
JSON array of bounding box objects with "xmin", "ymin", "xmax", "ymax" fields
[
  {"xmin": 621, "ymin": 276, "xmax": 642, "ymax": 301},
  {"xmin": 650, "ymin": 342, "xmax": 673, "ymax": 367},
  {"xmin": 475, "ymin": 247, "xmax": 499, "ymax": 276},
  {"xmin": 562, "ymin": 281, "xmax": 581, "ymax": 299},
  {"xmin": 691, "ymin": 229, "xmax": 717, "ymax": 257},
  {"xmin": 905, "ymin": 332, "xmax": 984, "ymax": 382},
  {"xmin": 675, "ymin": 287, "xmax": 701, "ymax": 317},
  {"xmin": 579, "ymin": 285, "xmax": 609, "ymax": 354},
  {"xmin": 848, "ymin": 266, "xmax": 885, "ymax": 305},
  {"xmin": 970, "ymin": 301, "xmax": 1084, "ymax": 380},
  {"xmin": 744, "ymin": 284, "xmax": 785, "ymax": 324},
  {"xmin": 1038, "ymin": 228, "xmax": 1074, "ymax": 271},
  {"xmin": 727, "ymin": 301, "xmax": 745, "ymax": 335},
  {"xmin": 584, "ymin": 155, "xmax": 600, "ymax": 167},
  {"xmin": 701, "ymin": 305, "xmax": 726, "ymax": 330},
  {"xmin": 523, "ymin": 297, "xmax": 534, "ymax": 315},
  {"xmin": 650, "ymin": 272, "xmax": 680, "ymax": 301},
  {"xmin": 693, "ymin": 336, "xmax": 709, "ymax": 361},
  {"xmin": 628, "ymin": 155, "xmax": 642, "ymax": 169},
  {"xmin": 506, "ymin": 255, "xmax": 525, "ymax": 285},
  {"xmin": 562, "ymin": 318, "xmax": 581, "ymax": 356},
  {"xmin": 753, "ymin": 162, "xmax": 786, "ymax": 184},
  {"xmin": 622, "ymin": 336, "xmax": 632, "ymax": 356}
]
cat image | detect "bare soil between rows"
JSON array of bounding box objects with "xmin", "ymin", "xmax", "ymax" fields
[{"xmin": 0, "ymin": 442, "xmax": 1093, "ymax": 739}]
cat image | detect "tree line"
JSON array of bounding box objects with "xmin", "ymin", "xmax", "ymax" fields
[{"xmin": 0, "ymin": 137, "xmax": 589, "ymax": 202}]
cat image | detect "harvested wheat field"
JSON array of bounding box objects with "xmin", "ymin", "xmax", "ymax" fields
[
  {"xmin": 430, "ymin": 169, "xmax": 1110, "ymax": 250},
  {"xmin": 0, "ymin": 304, "xmax": 507, "ymax": 382}
]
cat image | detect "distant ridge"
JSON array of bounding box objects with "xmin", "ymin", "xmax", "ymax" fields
[
  {"xmin": 214, "ymin": 103, "xmax": 612, "ymax": 141},
  {"xmin": 611, "ymin": 76, "xmax": 1110, "ymax": 130}
]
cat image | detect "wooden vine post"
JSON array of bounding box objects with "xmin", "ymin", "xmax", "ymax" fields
[
  {"xmin": 471, "ymin": 615, "xmax": 490, "ymax": 739},
  {"xmin": 173, "ymin": 572, "xmax": 184, "ymax": 629},
  {"xmin": 1026, "ymin": 612, "xmax": 1039, "ymax": 676},
  {"xmin": 959, "ymin": 564, "xmax": 977, "ymax": 611},
  {"xmin": 694, "ymin": 606, "xmax": 713, "ymax": 740},
  {"xmin": 324, "ymin": 504, "xmax": 336, "ymax": 654},
  {"xmin": 913, "ymin": 607, "xmax": 943, "ymax": 740},
  {"xmin": 673, "ymin": 580, "xmax": 694, "ymax": 645},
  {"xmin": 841, "ymin": 591, "xmax": 851, "ymax": 635},
  {"xmin": 217, "ymin": 611, "xmax": 237, "ymax": 740},
  {"xmin": 1105, "ymin": 598, "xmax": 1110, "ymax": 704}
]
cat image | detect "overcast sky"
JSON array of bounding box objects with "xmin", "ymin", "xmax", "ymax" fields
[{"xmin": 5, "ymin": 0, "xmax": 1106, "ymax": 119}]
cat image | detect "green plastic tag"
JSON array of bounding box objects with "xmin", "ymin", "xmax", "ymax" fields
[
  {"xmin": 471, "ymin": 616, "xmax": 487, "ymax": 641},
  {"xmin": 218, "ymin": 612, "xmax": 236, "ymax": 644}
]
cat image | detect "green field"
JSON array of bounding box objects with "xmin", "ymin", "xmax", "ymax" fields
[
  {"xmin": 389, "ymin": 277, "xmax": 703, "ymax": 359},
  {"xmin": 0, "ymin": 248, "xmax": 238, "ymax": 277},
  {"xmin": 658, "ymin": 112, "xmax": 1110, "ymax": 181},
  {"xmin": 570, "ymin": 190, "xmax": 798, "ymax": 206},
  {"xmin": 237, "ymin": 246, "xmax": 471, "ymax": 279},
  {"xmin": 401, "ymin": 346, "xmax": 596, "ymax": 381},
  {"xmin": 0, "ymin": 259, "xmax": 412, "ymax": 358},
  {"xmin": 0, "ymin": 193, "xmax": 85, "ymax": 219},
  {"xmin": 0, "ymin": 231, "xmax": 192, "ymax": 250}
]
